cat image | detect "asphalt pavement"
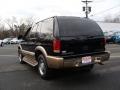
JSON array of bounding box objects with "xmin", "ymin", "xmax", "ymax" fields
[{"xmin": 0, "ymin": 44, "xmax": 120, "ymax": 90}]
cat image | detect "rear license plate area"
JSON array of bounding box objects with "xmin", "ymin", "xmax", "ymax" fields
[{"xmin": 82, "ymin": 56, "xmax": 92, "ymax": 64}]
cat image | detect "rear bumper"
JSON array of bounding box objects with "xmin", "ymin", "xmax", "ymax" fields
[{"xmin": 46, "ymin": 51, "xmax": 110, "ymax": 69}]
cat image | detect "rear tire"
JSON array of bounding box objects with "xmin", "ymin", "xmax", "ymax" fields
[{"xmin": 38, "ymin": 55, "xmax": 51, "ymax": 79}]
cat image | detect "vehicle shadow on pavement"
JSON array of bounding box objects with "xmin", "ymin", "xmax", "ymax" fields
[
  {"xmin": 31, "ymin": 66, "xmax": 102, "ymax": 83},
  {"xmin": 47, "ymin": 69, "xmax": 103, "ymax": 87}
]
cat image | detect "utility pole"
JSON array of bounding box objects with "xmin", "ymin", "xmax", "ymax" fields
[{"xmin": 82, "ymin": 0, "xmax": 92, "ymax": 18}]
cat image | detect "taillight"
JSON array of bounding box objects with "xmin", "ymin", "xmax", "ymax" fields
[{"xmin": 53, "ymin": 39, "xmax": 61, "ymax": 53}]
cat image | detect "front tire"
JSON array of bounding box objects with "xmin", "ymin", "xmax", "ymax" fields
[
  {"xmin": 38, "ymin": 55, "xmax": 51, "ymax": 79},
  {"xmin": 1, "ymin": 42, "xmax": 4, "ymax": 47},
  {"xmin": 18, "ymin": 51, "xmax": 24, "ymax": 64}
]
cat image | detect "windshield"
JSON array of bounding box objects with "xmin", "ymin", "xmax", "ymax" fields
[{"xmin": 57, "ymin": 17, "xmax": 103, "ymax": 37}]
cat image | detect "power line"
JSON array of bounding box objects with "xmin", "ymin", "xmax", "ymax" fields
[
  {"xmin": 90, "ymin": 4, "xmax": 120, "ymax": 17},
  {"xmin": 92, "ymin": 0, "xmax": 107, "ymax": 3}
]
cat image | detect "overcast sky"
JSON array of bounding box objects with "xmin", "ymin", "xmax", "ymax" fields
[{"xmin": 0, "ymin": 0, "xmax": 120, "ymax": 21}]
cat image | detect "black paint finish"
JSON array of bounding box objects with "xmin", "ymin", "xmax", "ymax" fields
[{"xmin": 20, "ymin": 16, "xmax": 105, "ymax": 57}]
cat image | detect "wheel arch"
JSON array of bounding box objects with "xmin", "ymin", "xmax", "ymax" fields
[
  {"xmin": 35, "ymin": 46, "xmax": 48, "ymax": 61},
  {"xmin": 18, "ymin": 44, "xmax": 22, "ymax": 50}
]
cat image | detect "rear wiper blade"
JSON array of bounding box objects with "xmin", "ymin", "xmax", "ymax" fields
[{"xmin": 86, "ymin": 35, "xmax": 103, "ymax": 39}]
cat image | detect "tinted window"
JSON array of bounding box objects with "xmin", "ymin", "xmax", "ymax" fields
[
  {"xmin": 57, "ymin": 17, "xmax": 103, "ymax": 37},
  {"xmin": 35, "ymin": 22, "xmax": 42, "ymax": 38},
  {"xmin": 40, "ymin": 18, "xmax": 53, "ymax": 39}
]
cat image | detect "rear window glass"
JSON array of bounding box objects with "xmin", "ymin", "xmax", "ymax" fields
[{"xmin": 57, "ymin": 17, "xmax": 103, "ymax": 37}]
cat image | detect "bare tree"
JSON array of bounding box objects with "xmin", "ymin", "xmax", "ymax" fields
[
  {"xmin": 104, "ymin": 15, "xmax": 113, "ymax": 22},
  {"xmin": 0, "ymin": 25, "xmax": 9, "ymax": 39},
  {"xmin": 113, "ymin": 16, "xmax": 120, "ymax": 23},
  {"xmin": 25, "ymin": 16, "xmax": 34, "ymax": 27},
  {"xmin": 104, "ymin": 15, "xmax": 120, "ymax": 23},
  {"xmin": 5, "ymin": 16, "xmax": 18, "ymax": 37},
  {"xmin": 2, "ymin": 16, "xmax": 35, "ymax": 38},
  {"xmin": 17, "ymin": 16, "xmax": 35, "ymax": 36}
]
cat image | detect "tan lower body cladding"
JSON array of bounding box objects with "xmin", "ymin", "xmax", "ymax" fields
[{"xmin": 21, "ymin": 50, "xmax": 110, "ymax": 69}]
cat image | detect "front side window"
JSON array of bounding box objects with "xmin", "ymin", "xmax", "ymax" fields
[{"xmin": 29, "ymin": 24, "xmax": 38, "ymax": 38}]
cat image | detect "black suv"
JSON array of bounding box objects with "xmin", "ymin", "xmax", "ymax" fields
[{"xmin": 18, "ymin": 16, "xmax": 110, "ymax": 79}]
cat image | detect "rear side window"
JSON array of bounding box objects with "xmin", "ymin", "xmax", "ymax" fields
[
  {"xmin": 40, "ymin": 18, "xmax": 54, "ymax": 40},
  {"xmin": 57, "ymin": 17, "xmax": 103, "ymax": 37}
]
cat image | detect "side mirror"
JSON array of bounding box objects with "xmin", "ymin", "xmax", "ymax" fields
[{"xmin": 18, "ymin": 35, "xmax": 23, "ymax": 40}]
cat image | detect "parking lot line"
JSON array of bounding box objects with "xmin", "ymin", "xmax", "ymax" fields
[
  {"xmin": 0, "ymin": 55, "xmax": 17, "ymax": 57},
  {"xmin": 110, "ymin": 56, "xmax": 120, "ymax": 58},
  {"xmin": 0, "ymin": 48, "xmax": 17, "ymax": 50}
]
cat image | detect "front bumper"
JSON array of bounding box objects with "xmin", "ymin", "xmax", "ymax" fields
[{"xmin": 46, "ymin": 51, "xmax": 110, "ymax": 69}]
